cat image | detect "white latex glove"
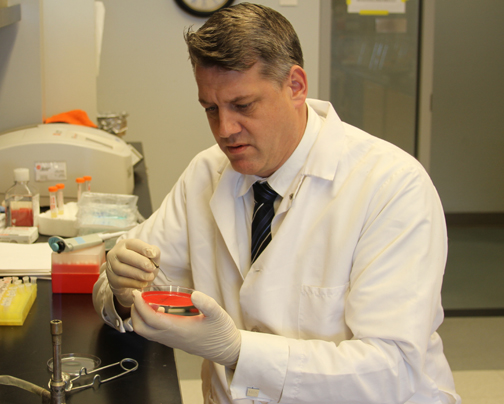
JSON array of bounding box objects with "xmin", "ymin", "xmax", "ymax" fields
[
  {"xmin": 106, "ymin": 239, "xmax": 160, "ymax": 307},
  {"xmin": 131, "ymin": 289, "xmax": 241, "ymax": 368}
]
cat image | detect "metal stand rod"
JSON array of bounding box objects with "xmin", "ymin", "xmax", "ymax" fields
[{"xmin": 50, "ymin": 319, "xmax": 66, "ymax": 404}]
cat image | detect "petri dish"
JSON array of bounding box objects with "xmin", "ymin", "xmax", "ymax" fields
[
  {"xmin": 141, "ymin": 285, "xmax": 199, "ymax": 316},
  {"xmin": 47, "ymin": 353, "xmax": 101, "ymax": 376}
]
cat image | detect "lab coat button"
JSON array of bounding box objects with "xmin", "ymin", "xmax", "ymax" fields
[{"xmin": 115, "ymin": 319, "xmax": 120, "ymax": 328}]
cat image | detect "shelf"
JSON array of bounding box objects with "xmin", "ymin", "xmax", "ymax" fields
[{"xmin": 0, "ymin": 4, "xmax": 21, "ymax": 29}]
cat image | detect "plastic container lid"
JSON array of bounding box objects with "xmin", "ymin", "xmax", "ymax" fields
[
  {"xmin": 56, "ymin": 183, "xmax": 65, "ymax": 189},
  {"xmin": 48, "ymin": 186, "xmax": 58, "ymax": 192},
  {"xmin": 14, "ymin": 168, "xmax": 30, "ymax": 182},
  {"xmin": 83, "ymin": 176, "xmax": 92, "ymax": 181},
  {"xmin": 75, "ymin": 177, "xmax": 85, "ymax": 184}
]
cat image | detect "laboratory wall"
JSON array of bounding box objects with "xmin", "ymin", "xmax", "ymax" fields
[
  {"xmin": 96, "ymin": 0, "xmax": 322, "ymax": 210},
  {"xmin": 42, "ymin": 0, "xmax": 97, "ymax": 122},
  {"xmin": 0, "ymin": 0, "xmax": 97, "ymax": 134},
  {"xmin": 0, "ymin": 0, "xmax": 43, "ymax": 133},
  {"xmin": 429, "ymin": 0, "xmax": 504, "ymax": 213}
]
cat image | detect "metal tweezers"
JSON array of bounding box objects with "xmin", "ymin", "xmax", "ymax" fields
[{"xmin": 64, "ymin": 358, "xmax": 139, "ymax": 392}]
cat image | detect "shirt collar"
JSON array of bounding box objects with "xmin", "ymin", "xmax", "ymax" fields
[{"xmin": 237, "ymin": 102, "xmax": 323, "ymax": 198}]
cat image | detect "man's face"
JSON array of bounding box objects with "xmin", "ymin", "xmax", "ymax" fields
[{"xmin": 195, "ymin": 62, "xmax": 303, "ymax": 177}]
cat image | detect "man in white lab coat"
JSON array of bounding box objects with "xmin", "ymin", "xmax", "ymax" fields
[{"xmin": 93, "ymin": 3, "xmax": 460, "ymax": 404}]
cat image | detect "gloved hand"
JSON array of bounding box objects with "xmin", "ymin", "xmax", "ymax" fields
[
  {"xmin": 105, "ymin": 239, "xmax": 160, "ymax": 307},
  {"xmin": 131, "ymin": 289, "xmax": 241, "ymax": 368}
]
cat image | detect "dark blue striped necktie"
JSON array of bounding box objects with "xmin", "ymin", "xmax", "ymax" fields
[{"xmin": 251, "ymin": 181, "xmax": 278, "ymax": 264}]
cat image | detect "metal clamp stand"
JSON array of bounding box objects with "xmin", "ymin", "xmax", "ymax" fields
[{"xmin": 0, "ymin": 319, "xmax": 138, "ymax": 403}]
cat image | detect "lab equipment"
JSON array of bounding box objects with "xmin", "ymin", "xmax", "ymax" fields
[
  {"xmin": 40, "ymin": 191, "xmax": 140, "ymax": 238},
  {"xmin": 0, "ymin": 276, "xmax": 37, "ymax": 326},
  {"xmin": 97, "ymin": 111, "xmax": 128, "ymax": 137},
  {"xmin": 75, "ymin": 177, "xmax": 85, "ymax": 202},
  {"xmin": 48, "ymin": 186, "xmax": 58, "ymax": 218},
  {"xmin": 56, "ymin": 183, "xmax": 65, "ymax": 215},
  {"xmin": 38, "ymin": 202, "xmax": 78, "ymax": 238},
  {"xmin": 0, "ymin": 226, "xmax": 39, "ymax": 244},
  {"xmin": 51, "ymin": 357, "xmax": 139, "ymax": 393},
  {"xmin": 47, "ymin": 353, "xmax": 101, "ymax": 376},
  {"xmin": 76, "ymin": 192, "xmax": 139, "ymax": 242},
  {"xmin": 51, "ymin": 243, "xmax": 105, "ymax": 293},
  {"xmin": 141, "ymin": 285, "xmax": 199, "ymax": 316},
  {"xmin": 49, "ymin": 319, "xmax": 66, "ymax": 403},
  {"xmin": 0, "ymin": 319, "xmax": 139, "ymax": 403},
  {"xmin": 48, "ymin": 230, "xmax": 126, "ymax": 253},
  {"xmin": 4, "ymin": 168, "xmax": 40, "ymax": 227},
  {"xmin": 0, "ymin": 123, "xmax": 143, "ymax": 203},
  {"xmin": 83, "ymin": 175, "xmax": 92, "ymax": 192}
]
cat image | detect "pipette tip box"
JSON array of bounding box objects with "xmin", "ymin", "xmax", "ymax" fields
[
  {"xmin": 0, "ymin": 277, "xmax": 38, "ymax": 326},
  {"xmin": 51, "ymin": 243, "xmax": 105, "ymax": 293}
]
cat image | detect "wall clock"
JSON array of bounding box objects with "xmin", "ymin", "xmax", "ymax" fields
[{"xmin": 175, "ymin": 0, "xmax": 235, "ymax": 18}]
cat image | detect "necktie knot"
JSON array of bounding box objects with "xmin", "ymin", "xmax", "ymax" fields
[{"xmin": 253, "ymin": 182, "xmax": 278, "ymax": 205}]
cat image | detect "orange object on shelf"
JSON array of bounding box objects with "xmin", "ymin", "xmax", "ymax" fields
[{"xmin": 44, "ymin": 109, "xmax": 97, "ymax": 128}]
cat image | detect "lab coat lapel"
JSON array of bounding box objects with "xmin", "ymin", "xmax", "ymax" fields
[
  {"xmin": 275, "ymin": 100, "xmax": 344, "ymax": 217},
  {"xmin": 255, "ymin": 102, "xmax": 345, "ymax": 265},
  {"xmin": 209, "ymin": 166, "xmax": 242, "ymax": 273}
]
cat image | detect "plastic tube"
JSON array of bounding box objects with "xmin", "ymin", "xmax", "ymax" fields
[
  {"xmin": 83, "ymin": 175, "xmax": 92, "ymax": 192},
  {"xmin": 0, "ymin": 375, "xmax": 50, "ymax": 400},
  {"xmin": 48, "ymin": 186, "xmax": 58, "ymax": 218},
  {"xmin": 76, "ymin": 178, "xmax": 85, "ymax": 202},
  {"xmin": 56, "ymin": 183, "xmax": 65, "ymax": 215}
]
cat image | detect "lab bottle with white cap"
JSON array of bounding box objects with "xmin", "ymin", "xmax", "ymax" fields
[{"xmin": 4, "ymin": 168, "xmax": 40, "ymax": 227}]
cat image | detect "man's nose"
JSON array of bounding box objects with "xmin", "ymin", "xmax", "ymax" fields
[{"xmin": 218, "ymin": 111, "xmax": 241, "ymax": 138}]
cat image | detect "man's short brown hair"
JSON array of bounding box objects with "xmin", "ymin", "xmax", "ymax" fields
[{"xmin": 184, "ymin": 3, "xmax": 304, "ymax": 86}]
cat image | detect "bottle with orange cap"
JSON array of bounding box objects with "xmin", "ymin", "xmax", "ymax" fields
[
  {"xmin": 56, "ymin": 183, "xmax": 65, "ymax": 215},
  {"xmin": 76, "ymin": 177, "xmax": 85, "ymax": 201},
  {"xmin": 48, "ymin": 186, "xmax": 58, "ymax": 218},
  {"xmin": 83, "ymin": 176, "xmax": 92, "ymax": 192}
]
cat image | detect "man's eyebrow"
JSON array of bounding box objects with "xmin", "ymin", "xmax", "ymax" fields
[
  {"xmin": 229, "ymin": 95, "xmax": 254, "ymax": 104},
  {"xmin": 198, "ymin": 95, "xmax": 255, "ymax": 105}
]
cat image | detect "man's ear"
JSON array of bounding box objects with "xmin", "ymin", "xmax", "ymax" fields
[{"xmin": 287, "ymin": 65, "xmax": 308, "ymax": 107}]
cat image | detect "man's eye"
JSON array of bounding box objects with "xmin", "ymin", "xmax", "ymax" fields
[
  {"xmin": 236, "ymin": 103, "xmax": 251, "ymax": 111},
  {"xmin": 205, "ymin": 106, "xmax": 217, "ymax": 113}
]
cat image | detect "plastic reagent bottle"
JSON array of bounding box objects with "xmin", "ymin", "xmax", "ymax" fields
[{"xmin": 5, "ymin": 168, "xmax": 40, "ymax": 227}]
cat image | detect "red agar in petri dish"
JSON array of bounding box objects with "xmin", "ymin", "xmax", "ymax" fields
[{"xmin": 142, "ymin": 291, "xmax": 193, "ymax": 307}]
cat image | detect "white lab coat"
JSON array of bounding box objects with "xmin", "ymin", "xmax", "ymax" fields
[{"xmin": 94, "ymin": 100, "xmax": 460, "ymax": 404}]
